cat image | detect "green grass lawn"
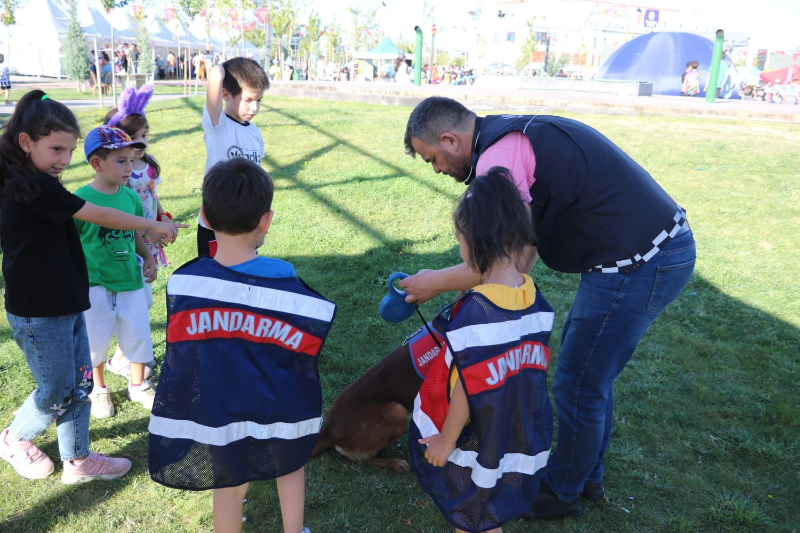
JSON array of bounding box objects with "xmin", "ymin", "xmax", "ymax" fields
[
  {"xmin": 6, "ymin": 81, "xmax": 196, "ymax": 102},
  {"xmin": 1, "ymin": 96, "xmax": 798, "ymax": 532}
]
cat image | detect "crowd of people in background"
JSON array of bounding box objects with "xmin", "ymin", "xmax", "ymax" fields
[{"xmin": 681, "ymin": 52, "xmax": 798, "ymax": 104}]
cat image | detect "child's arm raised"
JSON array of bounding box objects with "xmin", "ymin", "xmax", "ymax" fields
[
  {"xmin": 419, "ymin": 375, "xmax": 470, "ymax": 467},
  {"xmin": 73, "ymin": 202, "xmax": 188, "ymax": 244},
  {"xmin": 206, "ymin": 64, "xmax": 225, "ymax": 126}
]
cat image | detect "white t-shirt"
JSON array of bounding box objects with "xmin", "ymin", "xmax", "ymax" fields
[{"xmin": 199, "ymin": 106, "xmax": 265, "ymax": 228}]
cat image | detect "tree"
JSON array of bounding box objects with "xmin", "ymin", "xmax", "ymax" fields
[
  {"xmin": 0, "ymin": 0, "xmax": 20, "ymax": 27},
  {"xmin": 298, "ymin": 10, "xmax": 322, "ymax": 76},
  {"xmin": 134, "ymin": 10, "xmax": 154, "ymax": 76},
  {"xmin": 269, "ymin": 0, "xmax": 299, "ymax": 75},
  {"xmin": 174, "ymin": 0, "xmax": 204, "ymax": 62},
  {"xmin": 63, "ymin": 0, "xmax": 91, "ymax": 90},
  {"xmin": 546, "ymin": 53, "xmax": 568, "ymax": 77},
  {"xmin": 516, "ymin": 16, "xmax": 538, "ymax": 71}
]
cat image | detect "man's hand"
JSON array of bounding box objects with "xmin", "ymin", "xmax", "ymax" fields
[
  {"xmin": 419, "ymin": 433, "xmax": 456, "ymax": 468},
  {"xmin": 398, "ymin": 269, "xmax": 440, "ymax": 304}
]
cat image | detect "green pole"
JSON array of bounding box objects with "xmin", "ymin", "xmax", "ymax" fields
[
  {"xmin": 705, "ymin": 29, "xmax": 724, "ymax": 103},
  {"xmin": 413, "ymin": 26, "xmax": 423, "ymax": 86}
]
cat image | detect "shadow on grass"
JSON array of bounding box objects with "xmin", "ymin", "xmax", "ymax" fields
[{"xmin": 1, "ymin": 246, "xmax": 799, "ymax": 530}]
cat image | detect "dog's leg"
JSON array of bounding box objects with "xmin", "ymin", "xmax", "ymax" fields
[
  {"xmin": 332, "ymin": 400, "xmax": 411, "ymax": 472},
  {"xmin": 316, "ymin": 319, "xmax": 442, "ymax": 471}
]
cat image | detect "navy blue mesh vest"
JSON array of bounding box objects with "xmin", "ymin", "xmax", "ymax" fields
[
  {"xmin": 148, "ymin": 258, "xmax": 336, "ymax": 491},
  {"xmin": 467, "ymin": 115, "xmax": 683, "ymax": 273},
  {"xmin": 410, "ymin": 286, "xmax": 554, "ymax": 532}
]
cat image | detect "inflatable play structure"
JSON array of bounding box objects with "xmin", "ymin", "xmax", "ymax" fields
[{"xmin": 598, "ymin": 32, "xmax": 716, "ymax": 96}]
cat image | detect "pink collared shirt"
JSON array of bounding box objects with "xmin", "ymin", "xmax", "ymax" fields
[{"xmin": 475, "ymin": 131, "xmax": 536, "ymax": 203}]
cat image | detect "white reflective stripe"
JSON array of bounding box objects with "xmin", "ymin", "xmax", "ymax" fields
[
  {"xmin": 413, "ymin": 396, "xmax": 549, "ymax": 488},
  {"xmin": 447, "ymin": 311, "xmax": 554, "ymax": 351},
  {"xmin": 148, "ymin": 415, "xmax": 322, "ymax": 446},
  {"xmin": 412, "ymin": 394, "xmax": 440, "ymax": 438},
  {"xmin": 168, "ymin": 275, "xmax": 335, "ymax": 322},
  {"xmin": 449, "ymin": 448, "xmax": 550, "ymax": 489},
  {"xmin": 444, "ymin": 347, "xmax": 453, "ymax": 368}
]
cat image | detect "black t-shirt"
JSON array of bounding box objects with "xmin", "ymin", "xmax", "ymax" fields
[{"xmin": 1, "ymin": 171, "xmax": 89, "ymax": 317}]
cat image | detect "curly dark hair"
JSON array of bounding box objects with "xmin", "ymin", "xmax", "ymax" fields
[{"xmin": 453, "ymin": 166, "xmax": 535, "ymax": 275}]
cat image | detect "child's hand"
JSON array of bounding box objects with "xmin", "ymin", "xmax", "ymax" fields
[
  {"xmin": 419, "ymin": 434, "xmax": 456, "ymax": 467},
  {"xmin": 152, "ymin": 220, "xmax": 189, "ymax": 245},
  {"xmin": 142, "ymin": 254, "xmax": 158, "ymax": 283}
]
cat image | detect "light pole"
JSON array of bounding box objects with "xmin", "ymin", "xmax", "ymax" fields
[{"xmin": 705, "ymin": 29, "xmax": 725, "ymax": 103}]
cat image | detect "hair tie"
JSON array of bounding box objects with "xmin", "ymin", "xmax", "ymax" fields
[{"xmin": 41, "ymin": 94, "xmax": 49, "ymax": 101}]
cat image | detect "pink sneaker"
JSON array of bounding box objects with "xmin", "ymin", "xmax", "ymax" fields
[
  {"xmin": 0, "ymin": 428, "xmax": 54, "ymax": 479},
  {"xmin": 61, "ymin": 451, "xmax": 131, "ymax": 484}
]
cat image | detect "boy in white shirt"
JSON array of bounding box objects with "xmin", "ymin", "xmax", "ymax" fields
[{"xmin": 198, "ymin": 57, "xmax": 270, "ymax": 257}]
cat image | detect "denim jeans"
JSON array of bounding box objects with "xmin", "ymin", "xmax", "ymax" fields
[
  {"xmin": 544, "ymin": 228, "xmax": 696, "ymax": 501},
  {"xmin": 7, "ymin": 312, "xmax": 93, "ymax": 461}
]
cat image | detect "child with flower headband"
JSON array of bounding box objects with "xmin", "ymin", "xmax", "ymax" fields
[{"xmin": 102, "ymin": 84, "xmax": 176, "ymax": 383}]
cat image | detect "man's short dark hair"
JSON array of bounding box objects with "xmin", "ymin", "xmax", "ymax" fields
[
  {"xmin": 404, "ymin": 97, "xmax": 477, "ymax": 157},
  {"xmin": 203, "ymin": 158, "xmax": 274, "ymax": 235},
  {"xmin": 222, "ymin": 57, "xmax": 270, "ymax": 97}
]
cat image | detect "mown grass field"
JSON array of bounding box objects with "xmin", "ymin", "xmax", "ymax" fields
[{"xmin": 1, "ymin": 95, "xmax": 798, "ymax": 532}]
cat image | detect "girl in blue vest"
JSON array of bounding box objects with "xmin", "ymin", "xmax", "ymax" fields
[{"xmin": 409, "ymin": 167, "xmax": 554, "ymax": 533}]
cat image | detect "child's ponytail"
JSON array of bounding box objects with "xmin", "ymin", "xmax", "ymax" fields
[
  {"xmin": 453, "ymin": 167, "xmax": 536, "ymax": 275},
  {"xmin": 0, "ymin": 90, "xmax": 80, "ymax": 202}
]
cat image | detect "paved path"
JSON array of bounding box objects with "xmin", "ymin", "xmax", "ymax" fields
[{"xmin": 3, "ymin": 77, "xmax": 797, "ymax": 123}]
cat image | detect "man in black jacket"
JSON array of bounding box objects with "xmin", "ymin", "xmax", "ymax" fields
[{"xmin": 400, "ymin": 97, "xmax": 696, "ymax": 519}]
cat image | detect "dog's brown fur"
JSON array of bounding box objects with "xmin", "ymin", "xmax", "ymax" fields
[{"xmin": 312, "ymin": 335, "xmax": 426, "ymax": 472}]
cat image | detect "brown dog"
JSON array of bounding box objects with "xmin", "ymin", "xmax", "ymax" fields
[{"xmin": 312, "ymin": 321, "xmax": 445, "ymax": 472}]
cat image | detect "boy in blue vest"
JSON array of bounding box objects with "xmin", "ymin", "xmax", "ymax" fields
[{"xmin": 149, "ymin": 158, "xmax": 335, "ymax": 533}]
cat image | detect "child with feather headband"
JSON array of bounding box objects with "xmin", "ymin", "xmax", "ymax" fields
[{"xmin": 103, "ymin": 84, "xmax": 176, "ymax": 381}]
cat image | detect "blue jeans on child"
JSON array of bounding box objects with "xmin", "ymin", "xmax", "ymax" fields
[
  {"xmin": 6, "ymin": 312, "xmax": 93, "ymax": 462},
  {"xmin": 543, "ymin": 228, "xmax": 696, "ymax": 501}
]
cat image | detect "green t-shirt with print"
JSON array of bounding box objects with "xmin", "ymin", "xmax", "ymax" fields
[{"xmin": 74, "ymin": 184, "xmax": 144, "ymax": 293}]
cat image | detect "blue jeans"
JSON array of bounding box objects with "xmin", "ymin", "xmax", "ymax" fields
[
  {"xmin": 7, "ymin": 312, "xmax": 93, "ymax": 462},
  {"xmin": 544, "ymin": 228, "xmax": 696, "ymax": 501}
]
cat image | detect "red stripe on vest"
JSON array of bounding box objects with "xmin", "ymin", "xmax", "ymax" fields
[
  {"xmin": 167, "ymin": 307, "xmax": 323, "ymax": 356},
  {"xmin": 461, "ymin": 341, "xmax": 550, "ymax": 394}
]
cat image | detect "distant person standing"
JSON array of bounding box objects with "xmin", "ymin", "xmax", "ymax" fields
[
  {"xmin": 129, "ymin": 44, "xmax": 140, "ymax": 74},
  {"xmin": 685, "ymin": 61, "xmax": 702, "ymax": 96},
  {"xmin": 705, "ymin": 52, "xmax": 730, "ymax": 97},
  {"xmin": 167, "ymin": 51, "xmax": 176, "ymax": 79},
  {"xmin": 0, "ymin": 54, "xmax": 10, "ymax": 105}
]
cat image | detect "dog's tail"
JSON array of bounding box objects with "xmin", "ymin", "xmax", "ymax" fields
[{"xmin": 312, "ymin": 425, "xmax": 335, "ymax": 457}]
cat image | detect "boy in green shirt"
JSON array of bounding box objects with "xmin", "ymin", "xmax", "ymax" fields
[{"xmin": 75, "ymin": 126, "xmax": 158, "ymax": 418}]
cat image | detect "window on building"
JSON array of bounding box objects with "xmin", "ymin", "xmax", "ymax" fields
[{"xmin": 507, "ymin": 32, "xmax": 515, "ymax": 43}]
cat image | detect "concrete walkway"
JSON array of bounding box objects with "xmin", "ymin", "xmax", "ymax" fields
[{"xmin": 3, "ymin": 77, "xmax": 798, "ymax": 123}]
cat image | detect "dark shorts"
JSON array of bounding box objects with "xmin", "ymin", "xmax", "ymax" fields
[{"xmin": 1, "ymin": 81, "xmax": 11, "ymax": 89}]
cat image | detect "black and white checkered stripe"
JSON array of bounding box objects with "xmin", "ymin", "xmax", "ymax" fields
[{"xmin": 589, "ymin": 208, "xmax": 689, "ymax": 274}]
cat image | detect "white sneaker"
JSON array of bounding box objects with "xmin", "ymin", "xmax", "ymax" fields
[
  {"xmin": 88, "ymin": 386, "xmax": 115, "ymax": 419},
  {"xmin": 128, "ymin": 380, "xmax": 156, "ymax": 411}
]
